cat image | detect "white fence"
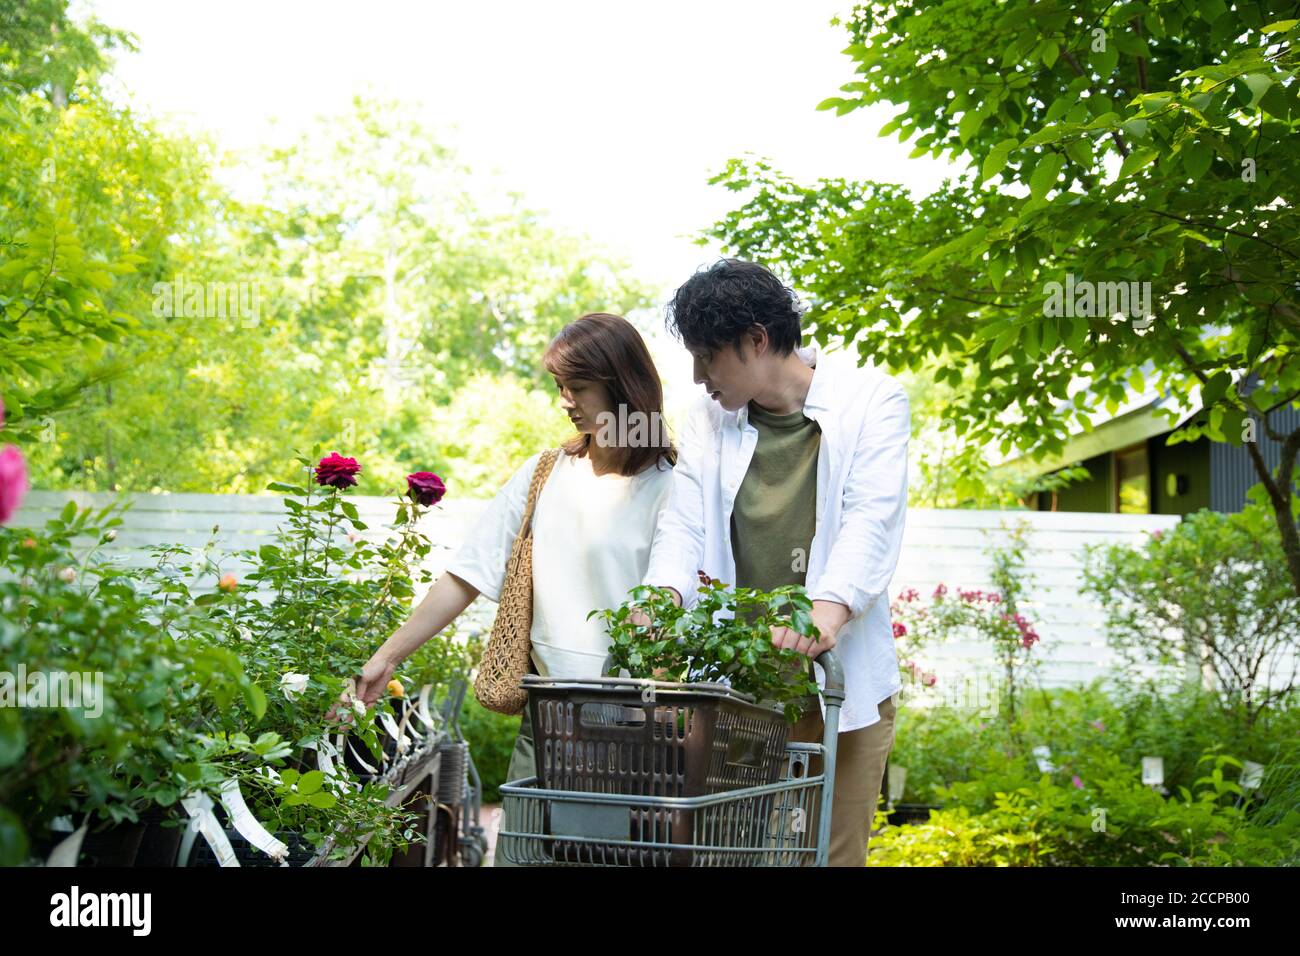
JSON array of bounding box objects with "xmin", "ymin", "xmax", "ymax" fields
[{"xmin": 12, "ymin": 492, "xmax": 1183, "ymax": 689}]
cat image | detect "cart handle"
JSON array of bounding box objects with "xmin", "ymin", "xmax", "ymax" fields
[{"xmin": 814, "ymin": 648, "xmax": 845, "ymax": 707}]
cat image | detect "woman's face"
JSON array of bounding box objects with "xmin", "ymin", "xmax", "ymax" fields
[{"xmin": 553, "ymin": 374, "xmax": 615, "ymax": 436}]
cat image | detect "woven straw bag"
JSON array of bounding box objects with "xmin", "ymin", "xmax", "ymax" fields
[{"xmin": 472, "ymin": 448, "xmax": 561, "ymax": 715}]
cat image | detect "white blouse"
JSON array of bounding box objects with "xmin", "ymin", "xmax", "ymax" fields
[{"xmin": 446, "ymin": 448, "xmax": 675, "ymax": 679}]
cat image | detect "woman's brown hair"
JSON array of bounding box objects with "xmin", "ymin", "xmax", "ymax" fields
[{"xmin": 543, "ymin": 312, "xmax": 677, "ymax": 475}]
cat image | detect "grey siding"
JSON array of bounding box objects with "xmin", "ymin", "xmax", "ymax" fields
[{"xmin": 1210, "ymin": 403, "xmax": 1300, "ymax": 513}]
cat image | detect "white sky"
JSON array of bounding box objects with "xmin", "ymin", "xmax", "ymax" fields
[{"xmin": 90, "ymin": 0, "xmax": 958, "ymax": 410}]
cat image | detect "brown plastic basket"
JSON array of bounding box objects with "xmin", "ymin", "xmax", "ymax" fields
[
  {"xmin": 518, "ymin": 674, "xmax": 791, "ymax": 865},
  {"xmin": 523, "ymin": 674, "xmax": 789, "ymax": 796}
]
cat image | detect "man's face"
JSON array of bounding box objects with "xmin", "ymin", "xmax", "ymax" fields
[{"xmin": 689, "ymin": 334, "xmax": 763, "ymax": 412}]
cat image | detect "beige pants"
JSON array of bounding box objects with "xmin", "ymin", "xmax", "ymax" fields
[{"xmin": 788, "ymin": 691, "xmax": 898, "ymax": 866}]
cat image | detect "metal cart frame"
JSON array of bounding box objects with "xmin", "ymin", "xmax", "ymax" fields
[{"xmin": 497, "ymin": 649, "xmax": 845, "ymax": 867}]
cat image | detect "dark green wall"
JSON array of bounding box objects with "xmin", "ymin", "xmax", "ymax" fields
[
  {"xmin": 1037, "ymin": 436, "xmax": 1211, "ymax": 514},
  {"xmin": 1038, "ymin": 451, "xmax": 1112, "ymax": 512},
  {"xmin": 1150, "ymin": 435, "xmax": 1212, "ymax": 515}
]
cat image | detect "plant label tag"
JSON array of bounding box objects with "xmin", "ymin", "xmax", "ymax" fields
[
  {"xmin": 1032, "ymin": 745, "xmax": 1055, "ymax": 773},
  {"xmin": 220, "ymin": 778, "xmax": 288, "ymax": 864},
  {"xmin": 181, "ymin": 791, "xmax": 238, "ymax": 867},
  {"xmin": 1141, "ymin": 756, "xmax": 1164, "ymax": 787},
  {"xmin": 887, "ymin": 763, "xmax": 907, "ymax": 803},
  {"xmin": 414, "ymin": 684, "xmax": 438, "ymax": 730},
  {"xmin": 45, "ymin": 823, "xmax": 89, "ymax": 867},
  {"xmin": 379, "ymin": 710, "xmax": 405, "ymax": 743},
  {"xmin": 1241, "ymin": 760, "xmax": 1264, "ymax": 791}
]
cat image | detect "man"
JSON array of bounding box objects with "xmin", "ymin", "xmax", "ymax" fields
[{"xmin": 639, "ymin": 258, "xmax": 910, "ymax": 866}]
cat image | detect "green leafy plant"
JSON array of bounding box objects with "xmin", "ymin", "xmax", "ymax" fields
[
  {"xmin": 1082, "ymin": 505, "xmax": 1300, "ymax": 726},
  {"xmin": 591, "ymin": 578, "xmax": 821, "ymax": 722}
]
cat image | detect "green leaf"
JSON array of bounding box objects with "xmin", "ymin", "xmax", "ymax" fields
[
  {"xmin": 0, "ymin": 808, "xmax": 28, "ymax": 868},
  {"xmin": 990, "ymin": 325, "xmax": 1019, "ymax": 360},
  {"xmin": 1181, "ymin": 141, "xmax": 1212, "ymax": 180},
  {"xmin": 243, "ymin": 682, "xmax": 267, "ymax": 720},
  {"xmin": 1029, "ymin": 154, "xmax": 1065, "ymax": 200},
  {"xmin": 959, "ymin": 108, "xmax": 987, "ymax": 144},
  {"xmin": 1240, "ymin": 74, "xmax": 1273, "ymax": 108},
  {"xmin": 1200, "ymin": 371, "xmax": 1232, "ymax": 408},
  {"xmin": 1118, "ymin": 147, "xmax": 1158, "ymax": 180},
  {"xmin": 0, "ymin": 710, "xmax": 26, "ymax": 769}
]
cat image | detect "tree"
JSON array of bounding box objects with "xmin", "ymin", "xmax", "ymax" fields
[{"xmin": 705, "ymin": 2, "xmax": 1300, "ymax": 593}]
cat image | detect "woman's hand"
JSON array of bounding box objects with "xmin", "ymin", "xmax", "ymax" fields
[{"xmin": 326, "ymin": 655, "xmax": 396, "ymax": 728}]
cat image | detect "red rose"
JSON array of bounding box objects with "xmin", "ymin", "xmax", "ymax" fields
[
  {"xmin": 406, "ymin": 471, "xmax": 446, "ymax": 506},
  {"xmin": 315, "ymin": 452, "xmax": 361, "ymax": 489}
]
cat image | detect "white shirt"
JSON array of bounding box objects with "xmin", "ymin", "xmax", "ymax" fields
[
  {"xmin": 447, "ymin": 448, "xmax": 675, "ymax": 679},
  {"xmin": 643, "ymin": 344, "xmax": 910, "ymax": 732}
]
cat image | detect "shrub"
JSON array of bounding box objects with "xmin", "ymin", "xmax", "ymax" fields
[{"xmin": 1081, "ymin": 505, "xmax": 1300, "ymax": 725}]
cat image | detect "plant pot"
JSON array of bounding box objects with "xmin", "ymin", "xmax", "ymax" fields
[
  {"xmin": 77, "ymin": 818, "xmax": 148, "ymax": 867},
  {"xmin": 388, "ymin": 776, "xmax": 437, "ymax": 868},
  {"xmin": 185, "ymin": 826, "xmax": 320, "ymax": 867},
  {"xmin": 886, "ymin": 803, "xmax": 943, "ymax": 826},
  {"xmin": 134, "ymin": 806, "xmax": 186, "ymax": 867}
]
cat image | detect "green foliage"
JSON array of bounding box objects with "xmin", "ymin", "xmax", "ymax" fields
[
  {"xmin": 592, "ymin": 580, "xmax": 822, "ymax": 722},
  {"xmin": 0, "ymin": 452, "xmax": 476, "ymax": 865},
  {"xmin": 3, "ymin": 3, "xmax": 652, "ymax": 497},
  {"xmin": 707, "ymin": 1, "xmax": 1300, "ymax": 589},
  {"xmin": 0, "ymin": 0, "xmax": 135, "ymax": 102},
  {"xmin": 879, "ymin": 681, "xmax": 1300, "ymax": 865},
  {"xmin": 0, "ymin": 502, "xmax": 250, "ymax": 864},
  {"xmin": 1081, "ymin": 504, "xmax": 1300, "ymax": 722}
]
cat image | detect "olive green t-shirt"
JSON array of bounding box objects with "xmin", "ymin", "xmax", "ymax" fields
[{"xmin": 730, "ymin": 399, "xmax": 821, "ymax": 714}]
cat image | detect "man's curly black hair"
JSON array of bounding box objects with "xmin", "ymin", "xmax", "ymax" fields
[{"xmin": 665, "ymin": 259, "xmax": 803, "ymax": 358}]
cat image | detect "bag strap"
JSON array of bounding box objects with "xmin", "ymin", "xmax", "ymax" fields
[{"xmin": 519, "ymin": 448, "xmax": 560, "ymax": 539}]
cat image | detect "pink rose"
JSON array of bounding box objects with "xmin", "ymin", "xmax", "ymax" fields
[
  {"xmin": 405, "ymin": 471, "xmax": 446, "ymax": 506},
  {"xmin": 1072, "ymin": 775, "xmax": 1084, "ymax": 789},
  {"xmin": 315, "ymin": 452, "xmax": 361, "ymax": 489},
  {"xmin": 892, "ymin": 621, "xmax": 907, "ymax": 639},
  {"xmin": 0, "ymin": 445, "xmax": 29, "ymax": 525}
]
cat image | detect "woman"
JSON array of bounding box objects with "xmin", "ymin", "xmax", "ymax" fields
[{"xmin": 350, "ymin": 312, "xmax": 676, "ymax": 865}]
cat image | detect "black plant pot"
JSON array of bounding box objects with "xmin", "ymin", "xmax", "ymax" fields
[
  {"xmin": 886, "ymin": 803, "xmax": 943, "ymax": 826},
  {"xmin": 134, "ymin": 807, "xmax": 186, "ymax": 867},
  {"xmin": 77, "ymin": 819, "xmax": 148, "ymax": 867},
  {"xmin": 186, "ymin": 827, "xmax": 319, "ymax": 867}
]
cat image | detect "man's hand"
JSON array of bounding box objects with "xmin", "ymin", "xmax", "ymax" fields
[{"xmin": 769, "ymin": 599, "xmax": 851, "ymax": 658}]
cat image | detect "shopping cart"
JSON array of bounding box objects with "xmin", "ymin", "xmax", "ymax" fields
[{"xmin": 497, "ymin": 649, "xmax": 844, "ymax": 866}]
